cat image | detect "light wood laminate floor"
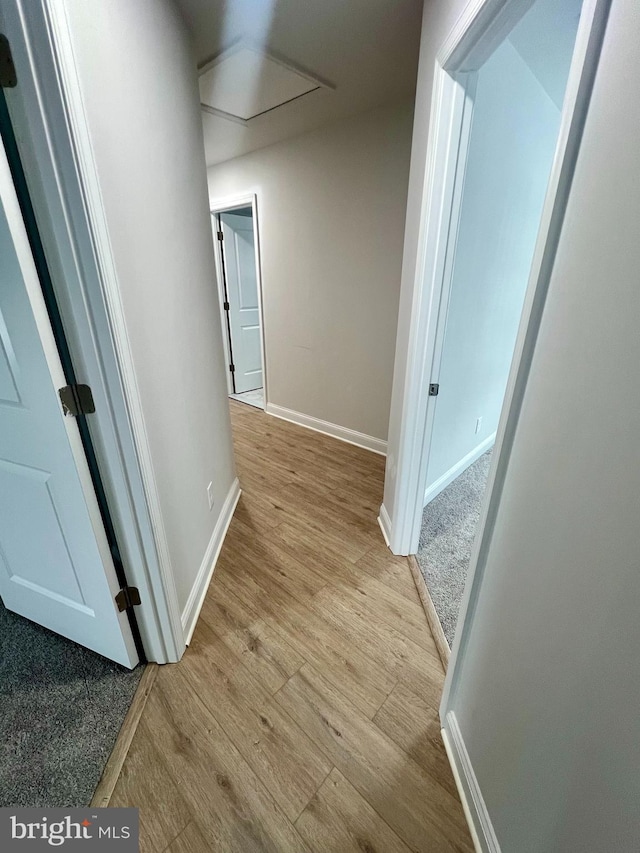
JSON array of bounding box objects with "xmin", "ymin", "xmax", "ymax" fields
[{"xmin": 110, "ymin": 402, "xmax": 473, "ymax": 852}]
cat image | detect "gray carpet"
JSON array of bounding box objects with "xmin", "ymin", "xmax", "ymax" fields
[
  {"xmin": 416, "ymin": 451, "xmax": 492, "ymax": 647},
  {"xmin": 0, "ymin": 599, "xmax": 143, "ymax": 807}
]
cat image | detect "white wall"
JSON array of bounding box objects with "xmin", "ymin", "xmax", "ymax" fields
[
  {"xmin": 62, "ymin": 0, "xmax": 236, "ymax": 614},
  {"xmin": 425, "ymin": 38, "xmax": 561, "ymax": 495},
  {"xmin": 445, "ymin": 0, "xmax": 640, "ymax": 848},
  {"xmin": 207, "ymin": 101, "xmax": 414, "ymax": 443}
]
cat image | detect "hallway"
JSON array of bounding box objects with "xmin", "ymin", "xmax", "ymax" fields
[{"xmin": 110, "ymin": 402, "xmax": 473, "ymax": 852}]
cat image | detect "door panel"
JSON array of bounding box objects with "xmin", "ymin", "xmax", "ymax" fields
[
  {"xmin": 0, "ymin": 459, "xmax": 85, "ymax": 603},
  {"xmin": 221, "ymin": 211, "xmax": 263, "ymax": 394},
  {"xmin": 0, "ymin": 138, "xmax": 137, "ymax": 667}
]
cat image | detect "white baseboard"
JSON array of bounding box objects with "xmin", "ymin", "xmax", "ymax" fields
[
  {"xmin": 442, "ymin": 712, "xmax": 500, "ymax": 853},
  {"xmin": 378, "ymin": 504, "xmax": 392, "ymax": 548},
  {"xmin": 424, "ymin": 433, "xmax": 495, "ymax": 505},
  {"xmin": 181, "ymin": 477, "xmax": 241, "ymax": 644},
  {"xmin": 265, "ymin": 403, "xmax": 387, "ymax": 456}
]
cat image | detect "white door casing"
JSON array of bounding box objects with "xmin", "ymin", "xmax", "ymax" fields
[
  {"xmin": 221, "ymin": 212, "xmax": 263, "ymax": 394},
  {"xmin": 0, "ymin": 136, "xmax": 138, "ymax": 668},
  {"xmin": 381, "ymin": 0, "xmax": 608, "ymax": 557}
]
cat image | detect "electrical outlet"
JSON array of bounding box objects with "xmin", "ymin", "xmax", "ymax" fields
[
  {"xmin": 475, "ymin": 417, "xmax": 482, "ymax": 435},
  {"xmin": 207, "ymin": 482, "xmax": 214, "ymax": 510}
]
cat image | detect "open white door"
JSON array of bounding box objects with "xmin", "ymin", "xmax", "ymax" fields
[
  {"xmin": 0, "ymin": 137, "xmax": 138, "ymax": 668},
  {"xmin": 221, "ymin": 211, "xmax": 263, "ymax": 394}
]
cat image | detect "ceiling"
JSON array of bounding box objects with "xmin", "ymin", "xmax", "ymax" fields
[{"xmin": 174, "ymin": 0, "xmax": 423, "ymax": 166}]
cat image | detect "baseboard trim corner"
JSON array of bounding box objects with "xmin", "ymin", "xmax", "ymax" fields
[
  {"xmin": 378, "ymin": 504, "xmax": 392, "ymax": 548},
  {"xmin": 424, "ymin": 433, "xmax": 496, "ymax": 505},
  {"xmin": 408, "ymin": 555, "xmax": 450, "ymax": 669},
  {"xmin": 442, "ymin": 712, "xmax": 500, "ymax": 853},
  {"xmin": 181, "ymin": 477, "xmax": 241, "ymax": 644},
  {"xmin": 265, "ymin": 403, "xmax": 387, "ymax": 456}
]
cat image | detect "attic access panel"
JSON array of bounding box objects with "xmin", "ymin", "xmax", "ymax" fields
[{"xmin": 198, "ymin": 44, "xmax": 332, "ymax": 124}]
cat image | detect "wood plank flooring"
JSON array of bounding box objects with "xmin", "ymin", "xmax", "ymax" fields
[{"xmin": 110, "ymin": 401, "xmax": 473, "ymax": 852}]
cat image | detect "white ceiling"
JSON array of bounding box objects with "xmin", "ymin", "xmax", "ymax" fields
[{"xmin": 174, "ymin": 0, "xmax": 423, "ymax": 166}]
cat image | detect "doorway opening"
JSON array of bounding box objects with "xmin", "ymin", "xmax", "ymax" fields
[
  {"xmin": 396, "ymin": 0, "xmax": 582, "ymax": 647},
  {"xmin": 211, "ymin": 196, "xmax": 266, "ymax": 411}
]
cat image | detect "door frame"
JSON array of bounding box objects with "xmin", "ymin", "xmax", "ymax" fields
[
  {"xmin": 381, "ymin": 0, "xmax": 610, "ymax": 555},
  {"xmin": 0, "ymin": 0, "xmax": 185, "ymax": 663},
  {"xmin": 382, "ymin": 0, "xmax": 609, "ymax": 675},
  {"xmin": 380, "ymin": 0, "xmax": 609, "ymax": 842},
  {"xmin": 209, "ymin": 193, "xmax": 268, "ymax": 406},
  {"xmin": 0, "ymin": 130, "xmax": 139, "ymax": 667},
  {"xmin": 438, "ymin": 0, "xmax": 610, "ymax": 718}
]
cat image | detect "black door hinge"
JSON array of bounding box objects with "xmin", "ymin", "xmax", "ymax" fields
[
  {"xmin": 115, "ymin": 586, "xmax": 141, "ymax": 612},
  {"xmin": 217, "ymin": 231, "xmax": 224, "ymax": 241},
  {"xmin": 59, "ymin": 384, "xmax": 96, "ymax": 416},
  {"xmin": 223, "ymin": 301, "xmax": 230, "ymax": 311},
  {"xmin": 229, "ymin": 363, "xmax": 235, "ymax": 373},
  {"xmin": 0, "ymin": 35, "xmax": 17, "ymax": 88},
  {"xmin": 429, "ymin": 383, "xmax": 439, "ymax": 396}
]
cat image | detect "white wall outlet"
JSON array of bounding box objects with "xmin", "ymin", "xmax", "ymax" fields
[
  {"xmin": 207, "ymin": 482, "xmax": 214, "ymax": 510},
  {"xmin": 475, "ymin": 417, "xmax": 483, "ymax": 435}
]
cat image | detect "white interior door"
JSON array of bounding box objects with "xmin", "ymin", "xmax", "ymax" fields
[
  {"xmin": 0, "ymin": 137, "xmax": 138, "ymax": 668},
  {"xmin": 221, "ymin": 211, "xmax": 263, "ymax": 394}
]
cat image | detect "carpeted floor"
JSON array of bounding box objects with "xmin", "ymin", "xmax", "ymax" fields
[
  {"xmin": 0, "ymin": 599, "xmax": 143, "ymax": 807},
  {"xmin": 416, "ymin": 451, "xmax": 492, "ymax": 647}
]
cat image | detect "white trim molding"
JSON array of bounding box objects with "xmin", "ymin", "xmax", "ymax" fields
[
  {"xmin": 266, "ymin": 403, "xmax": 387, "ymax": 456},
  {"xmin": 442, "ymin": 712, "xmax": 500, "ymax": 852},
  {"xmin": 382, "ymin": 62, "xmax": 473, "ymax": 557},
  {"xmin": 383, "ymin": 0, "xmax": 609, "ymax": 563},
  {"xmin": 440, "ymin": 0, "xmax": 536, "ymax": 73},
  {"xmin": 378, "ymin": 505, "xmax": 392, "ymax": 548},
  {"xmin": 182, "ymin": 478, "xmax": 241, "ymax": 644},
  {"xmin": 424, "ymin": 433, "xmax": 495, "ymax": 505},
  {"xmin": 441, "ymin": 0, "xmax": 611, "ymax": 714}
]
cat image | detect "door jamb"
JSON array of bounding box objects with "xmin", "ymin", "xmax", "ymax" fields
[
  {"xmin": 376, "ymin": 0, "xmax": 610, "ymax": 700},
  {"xmin": 209, "ymin": 193, "xmax": 268, "ymax": 406},
  {"xmin": 0, "ymin": 0, "xmax": 185, "ymax": 663},
  {"xmin": 440, "ymin": 0, "xmax": 610, "ymax": 715}
]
